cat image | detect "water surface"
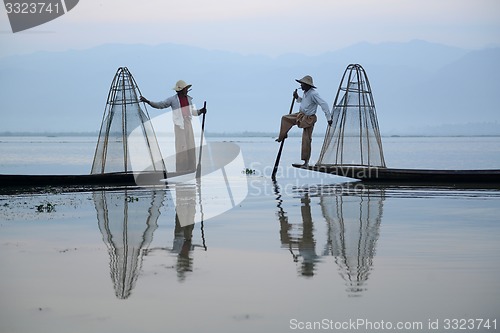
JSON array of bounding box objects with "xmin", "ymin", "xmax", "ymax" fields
[{"xmin": 1, "ymin": 136, "xmax": 499, "ymax": 332}]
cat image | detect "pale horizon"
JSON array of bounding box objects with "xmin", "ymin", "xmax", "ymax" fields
[
  {"xmin": 1, "ymin": 0, "xmax": 499, "ymax": 58},
  {"xmin": 1, "ymin": 0, "xmax": 500, "ymax": 135}
]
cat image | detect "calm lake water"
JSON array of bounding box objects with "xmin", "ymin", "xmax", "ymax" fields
[{"xmin": 1, "ymin": 135, "xmax": 500, "ymax": 333}]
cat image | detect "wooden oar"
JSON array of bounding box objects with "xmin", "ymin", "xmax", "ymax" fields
[
  {"xmin": 196, "ymin": 101, "xmax": 207, "ymax": 179},
  {"xmin": 271, "ymin": 90, "xmax": 297, "ymax": 180}
]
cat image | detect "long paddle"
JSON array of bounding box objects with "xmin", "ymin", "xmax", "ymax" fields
[
  {"xmin": 196, "ymin": 101, "xmax": 207, "ymax": 179},
  {"xmin": 271, "ymin": 90, "xmax": 297, "ymax": 180}
]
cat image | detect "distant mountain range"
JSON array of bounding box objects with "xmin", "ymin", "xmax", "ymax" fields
[{"xmin": 1, "ymin": 40, "xmax": 499, "ymax": 135}]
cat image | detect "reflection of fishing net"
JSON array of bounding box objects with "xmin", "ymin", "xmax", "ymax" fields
[
  {"xmin": 94, "ymin": 189, "xmax": 165, "ymax": 299},
  {"xmin": 321, "ymin": 189, "xmax": 384, "ymax": 296},
  {"xmin": 317, "ymin": 64, "xmax": 386, "ymax": 167},
  {"xmin": 91, "ymin": 67, "xmax": 166, "ymax": 174}
]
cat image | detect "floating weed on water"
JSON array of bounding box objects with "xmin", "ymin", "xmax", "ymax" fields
[
  {"xmin": 35, "ymin": 202, "xmax": 56, "ymax": 213},
  {"xmin": 242, "ymin": 168, "xmax": 256, "ymax": 175},
  {"xmin": 59, "ymin": 248, "xmax": 78, "ymax": 253},
  {"xmin": 126, "ymin": 196, "xmax": 139, "ymax": 202}
]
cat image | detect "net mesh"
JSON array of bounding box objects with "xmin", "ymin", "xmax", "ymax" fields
[
  {"xmin": 91, "ymin": 67, "xmax": 166, "ymax": 174},
  {"xmin": 317, "ymin": 64, "xmax": 386, "ymax": 167},
  {"xmin": 94, "ymin": 189, "xmax": 164, "ymax": 299},
  {"xmin": 320, "ymin": 189, "xmax": 384, "ymax": 295}
]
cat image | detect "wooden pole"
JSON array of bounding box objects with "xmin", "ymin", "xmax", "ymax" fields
[
  {"xmin": 196, "ymin": 101, "xmax": 206, "ymax": 179},
  {"xmin": 271, "ymin": 90, "xmax": 297, "ymax": 180}
]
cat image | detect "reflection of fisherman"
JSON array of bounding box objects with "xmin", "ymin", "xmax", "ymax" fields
[
  {"xmin": 277, "ymin": 190, "xmax": 319, "ymax": 277},
  {"xmin": 276, "ymin": 75, "xmax": 332, "ymax": 166},
  {"xmin": 140, "ymin": 80, "xmax": 207, "ymax": 172},
  {"xmin": 173, "ymin": 214, "xmax": 195, "ymax": 281},
  {"xmin": 172, "ymin": 184, "xmax": 197, "ymax": 281},
  {"xmin": 298, "ymin": 194, "xmax": 319, "ymax": 277}
]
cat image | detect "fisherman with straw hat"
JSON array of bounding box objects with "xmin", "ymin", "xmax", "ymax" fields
[
  {"xmin": 276, "ymin": 75, "xmax": 332, "ymax": 166},
  {"xmin": 140, "ymin": 80, "xmax": 207, "ymax": 172}
]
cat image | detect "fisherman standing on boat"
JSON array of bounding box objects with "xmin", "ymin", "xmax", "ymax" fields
[
  {"xmin": 140, "ymin": 80, "xmax": 207, "ymax": 172},
  {"xmin": 276, "ymin": 75, "xmax": 332, "ymax": 166}
]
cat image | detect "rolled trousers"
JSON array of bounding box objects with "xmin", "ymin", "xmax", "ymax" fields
[{"xmin": 278, "ymin": 112, "xmax": 317, "ymax": 161}]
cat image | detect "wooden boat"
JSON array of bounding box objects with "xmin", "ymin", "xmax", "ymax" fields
[
  {"xmin": 0, "ymin": 141, "xmax": 242, "ymax": 190},
  {"xmin": 292, "ymin": 164, "xmax": 500, "ymax": 184},
  {"xmin": 0, "ymin": 171, "xmax": 189, "ymax": 188},
  {"xmin": 292, "ymin": 65, "xmax": 500, "ymax": 185}
]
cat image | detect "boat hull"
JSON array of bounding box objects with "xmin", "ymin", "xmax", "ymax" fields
[
  {"xmin": 0, "ymin": 171, "xmax": 176, "ymax": 188},
  {"xmin": 292, "ymin": 164, "xmax": 500, "ymax": 184}
]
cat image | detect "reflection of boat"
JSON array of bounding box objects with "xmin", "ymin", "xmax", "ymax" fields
[
  {"xmin": 293, "ymin": 164, "xmax": 500, "ymax": 183},
  {"xmin": 295, "ymin": 64, "xmax": 500, "ymax": 184}
]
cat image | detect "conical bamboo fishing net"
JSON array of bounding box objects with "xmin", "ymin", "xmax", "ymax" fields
[
  {"xmin": 317, "ymin": 64, "xmax": 386, "ymax": 167},
  {"xmin": 91, "ymin": 67, "xmax": 166, "ymax": 175}
]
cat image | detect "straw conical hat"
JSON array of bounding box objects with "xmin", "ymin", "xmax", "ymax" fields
[
  {"xmin": 296, "ymin": 75, "xmax": 316, "ymax": 88},
  {"xmin": 173, "ymin": 80, "xmax": 192, "ymax": 92}
]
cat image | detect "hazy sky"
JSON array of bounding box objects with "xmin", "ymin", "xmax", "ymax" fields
[{"xmin": 1, "ymin": 0, "xmax": 500, "ymax": 58}]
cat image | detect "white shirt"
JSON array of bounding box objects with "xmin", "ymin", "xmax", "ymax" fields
[
  {"xmin": 296, "ymin": 88, "xmax": 331, "ymax": 119},
  {"xmin": 149, "ymin": 95, "xmax": 199, "ymax": 129}
]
